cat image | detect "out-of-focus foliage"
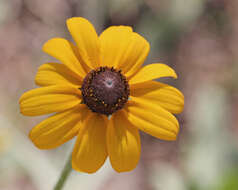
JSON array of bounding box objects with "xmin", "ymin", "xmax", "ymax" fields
[{"xmin": 216, "ymin": 169, "xmax": 238, "ymax": 190}]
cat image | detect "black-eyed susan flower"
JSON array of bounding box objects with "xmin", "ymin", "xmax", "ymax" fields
[{"xmin": 19, "ymin": 17, "xmax": 184, "ymax": 173}]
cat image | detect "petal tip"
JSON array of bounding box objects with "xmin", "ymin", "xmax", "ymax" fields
[
  {"xmin": 42, "ymin": 38, "xmax": 54, "ymax": 53},
  {"xmin": 42, "ymin": 38, "xmax": 53, "ymax": 52},
  {"xmin": 29, "ymin": 137, "xmax": 47, "ymax": 150},
  {"xmin": 66, "ymin": 17, "xmax": 89, "ymax": 24},
  {"xmin": 167, "ymin": 65, "xmax": 178, "ymax": 79},
  {"xmin": 71, "ymin": 160, "xmax": 81, "ymax": 172},
  {"xmin": 72, "ymin": 159, "xmax": 98, "ymax": 174},
  {"xmin": 42, "ymin": 38, "xmax": 65, "ymax": 52},
  {"xmin": 19, "ymin": 96, "xmax": 23, "ymax": 104},
  {"xmin": 173, "ymin": 72, "xmax": 178, "ymax": 79},
  {"xmin": 111, "ymin": 163, "xmax": 138, "ymax": 173}
]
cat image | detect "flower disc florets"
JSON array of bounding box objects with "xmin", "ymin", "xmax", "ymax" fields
[{"xmin": 81, "ymin": 67, "xmax": 130, "ymax": 115}]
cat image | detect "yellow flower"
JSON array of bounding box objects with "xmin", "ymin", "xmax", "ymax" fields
[{"xmin": 19, "ymin": 17, "xmax": 184, "ymax": 173}]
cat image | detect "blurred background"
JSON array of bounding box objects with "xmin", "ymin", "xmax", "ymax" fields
[{"xmin": 1, "ymin": 0, "xmax": 238, "ymax": 189}]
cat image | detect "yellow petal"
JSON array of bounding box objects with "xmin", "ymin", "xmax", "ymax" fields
[
  {"xmin": 99, "ymin": 27, "xmax": 149, "ymax": 76},
  {"xmin": 42, "ymin": 38, "xmax": 87, "ymax": 77},
  {"xmin": 121, "ymin": 33, "xmax": 150, "ymax": 77},
  {"xmin": 35, "ymin": 62, "xmax": 82, "ymax": 87},
  {"xmin": 19, "ymin": 85, "xmax": 81, "ymax": 116},
  {"xmin": 67, "ymin": 17, "xmax": 100, "ymax": 70},
  {"xmin": 125, "ymin": 98, "xmax": 179, "ymax": 141},
  {"xmin": 107, "ymin": 111, "xmax": 141, "ymax": 172},
  {"xmin": 129, "ymin": 63, "xmax": 177, "ymax": 84},
  {"xmin": 131, "ymin": 81, "xmax": 184, "ymax": 114},
  {"xmin": 29, "ymin": 105, "xmax": 89, "ymax": 149},
  {"xmin": 99, "ymin": 26, "xmax": 133, "ymax": 68},
  {"xmin": 72, "ymin": 113, "xmax": 108, "ymax": 173}
]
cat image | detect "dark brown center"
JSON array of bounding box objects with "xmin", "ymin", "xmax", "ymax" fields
[{"xmin": 81, "ymin": 67, "xmax": 130, "ymax": 115}]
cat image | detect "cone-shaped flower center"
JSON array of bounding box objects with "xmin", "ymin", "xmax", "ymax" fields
[{"xmin": 81, "ymin": 67, "xmax": 130, "ymax": 115}]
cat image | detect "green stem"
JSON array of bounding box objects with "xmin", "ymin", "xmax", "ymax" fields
[{"xmin": 54, "ymin": 153, "xmax": 72, "ymax": 190}]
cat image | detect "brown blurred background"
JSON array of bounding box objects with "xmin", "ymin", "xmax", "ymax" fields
[{"xmin": 1, "ymin": 0, "xmax": 238, "ymax": 189}]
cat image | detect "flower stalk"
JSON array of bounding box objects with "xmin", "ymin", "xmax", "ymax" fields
[{"xmin": 54, "ymin": 153, "xmax": 72, "ymax": 190}]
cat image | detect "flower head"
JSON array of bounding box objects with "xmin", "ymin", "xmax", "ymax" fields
[{"xmin": 19, "ymin": 17, "xmax": 184, "ymax": 173}]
